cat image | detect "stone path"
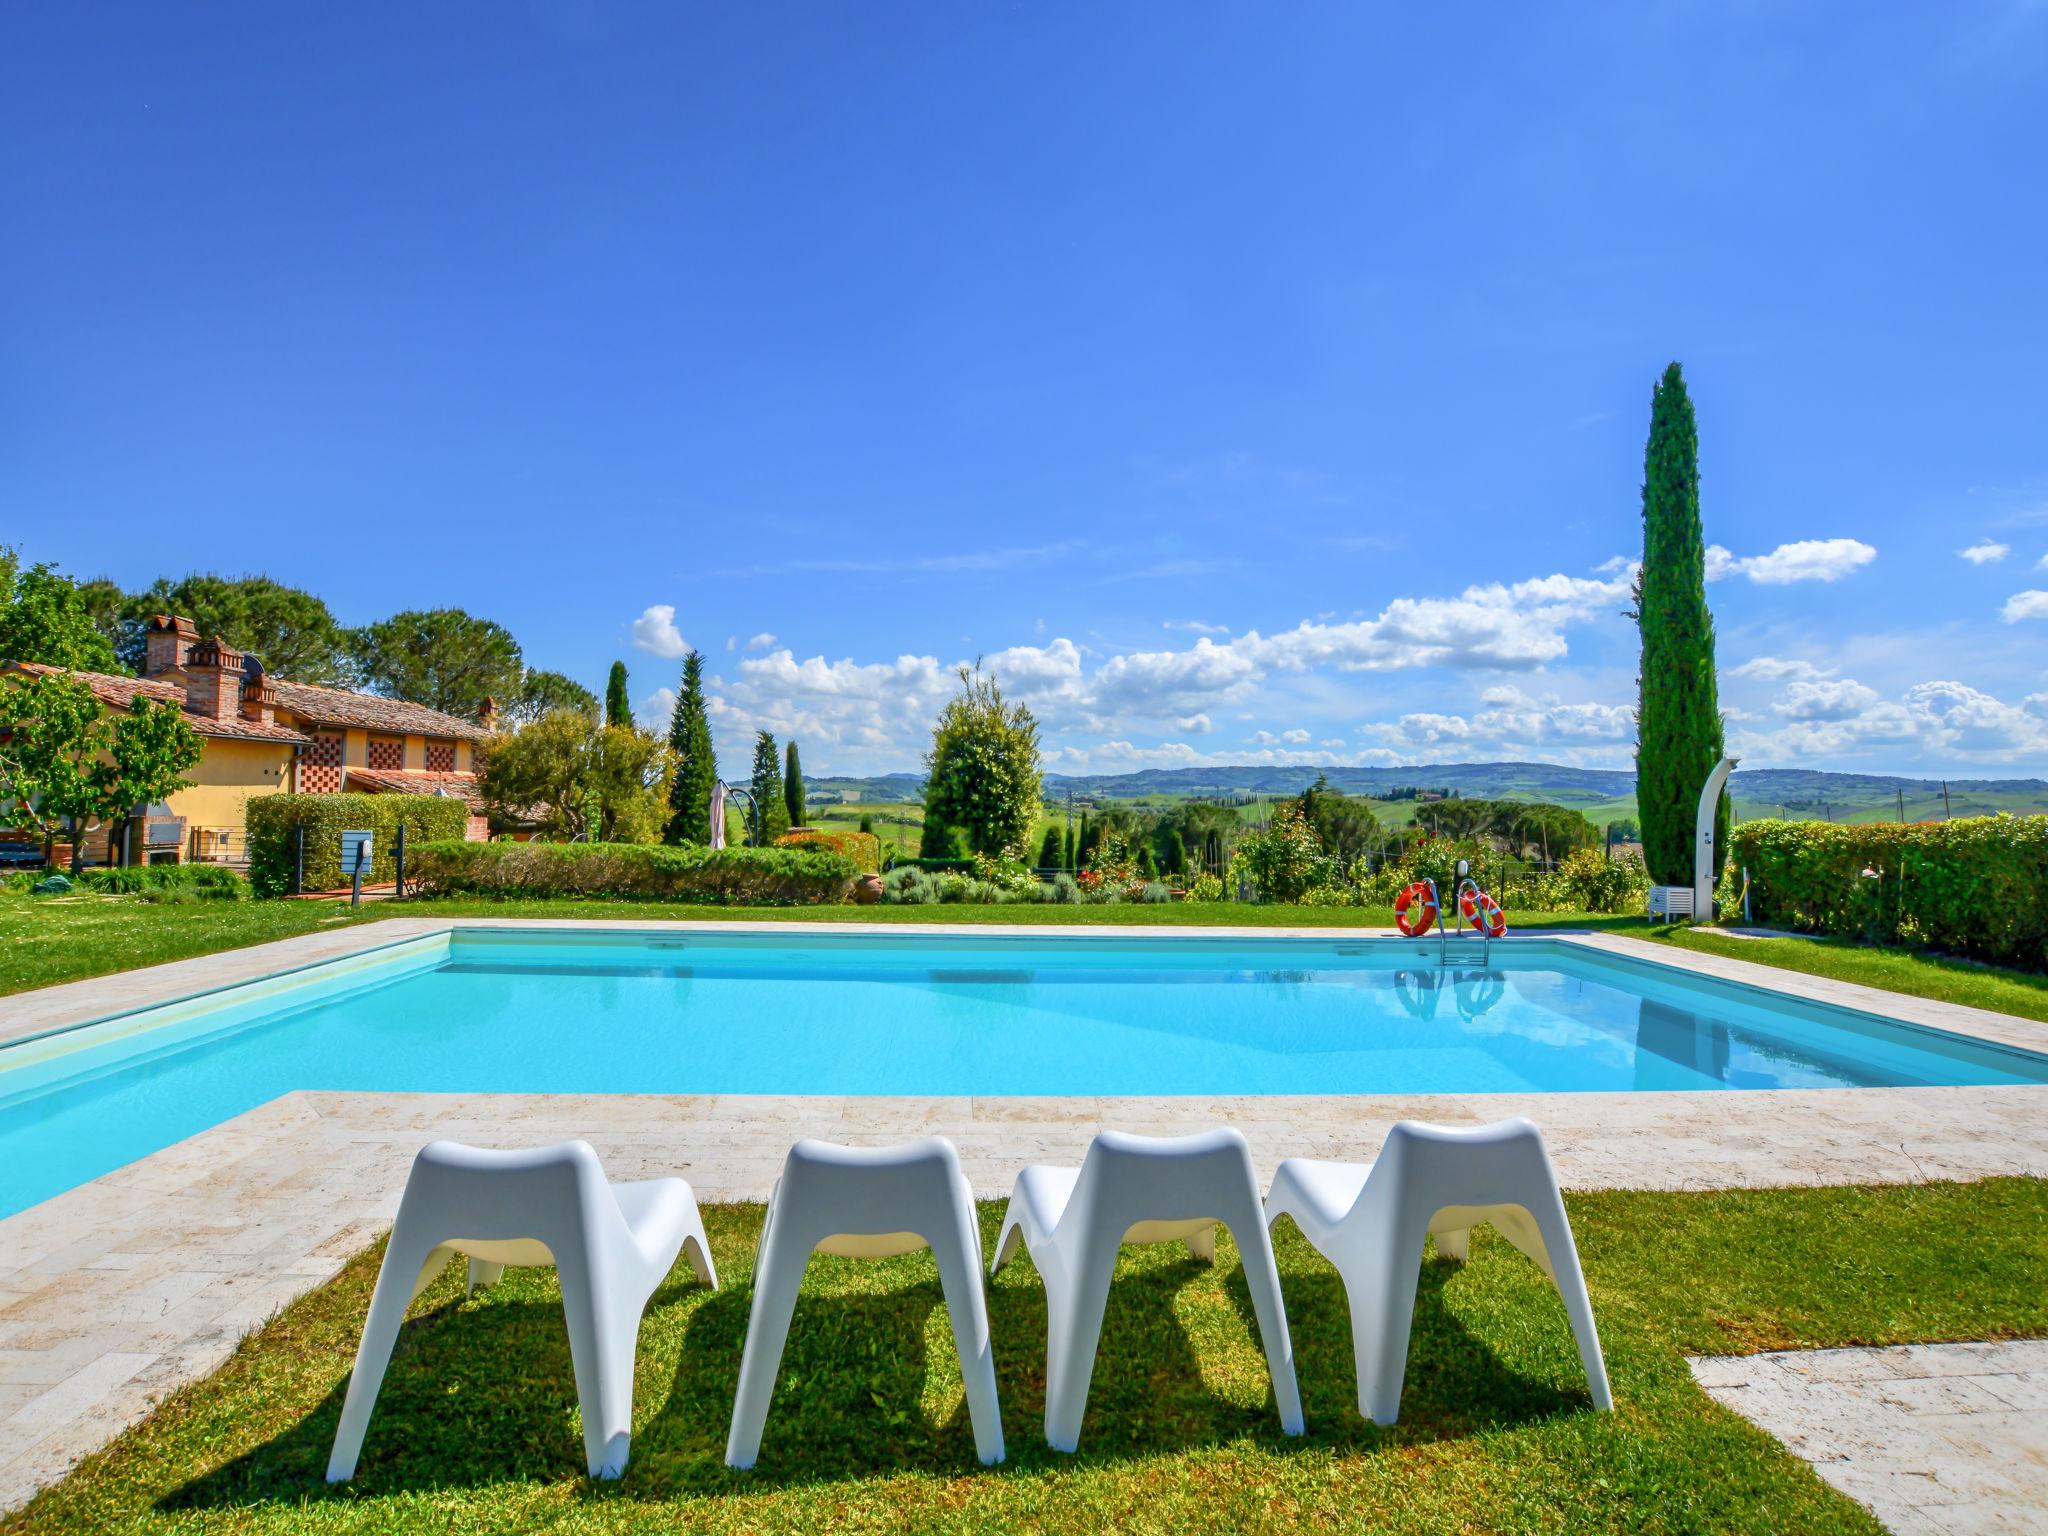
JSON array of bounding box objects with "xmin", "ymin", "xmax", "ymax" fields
[{"xmin": 1692, "ymin": 1341, "xmax": 2048, "ymax": 1534}]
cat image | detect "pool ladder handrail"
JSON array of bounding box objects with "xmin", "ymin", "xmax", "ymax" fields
[{"xmin": 1439, "ymin": 876, "xmax": 1492, "ymax": 968}]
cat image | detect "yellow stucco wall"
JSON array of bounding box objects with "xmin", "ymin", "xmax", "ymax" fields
[{"xmin": 165, "ymin": 738, "xmax": 295, "ymax": 834}]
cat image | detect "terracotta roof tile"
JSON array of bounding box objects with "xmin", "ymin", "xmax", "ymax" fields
[
  {"xmin": 268, "ymin": 681, "xmax": 492, "ymax": 741},
  {"xmin": 5, "ymin": 663, "xmax": 312, "ymax": 745},
  {"xmin": 343, "ymin": 767, "xmax": 486, "ymax": 810}
]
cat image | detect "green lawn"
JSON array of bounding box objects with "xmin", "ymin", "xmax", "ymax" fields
[
  {"xmin": 7, "ymin": 890, "xmax": 2048, "ymax": 1025},
  {"xmin": 12, "ymin": 1179, "xmax": 2045, "ymax": 1534}
]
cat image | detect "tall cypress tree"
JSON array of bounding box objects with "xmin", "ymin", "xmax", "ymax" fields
[
  {"xmin": 663, "ymin": 652, "xmax": 717, "ymax": 845},
  {"xmin": 751, "ymin": 731, "xmax": 790, "ymax": 843},
  {"xmin": 783, "ymin": 740, "xmax": 806, "ymax": 828},
  {"xmin": 1037, "ymin": 826, "xmax": 1063, "ymax": 867},
  {"xmin": 1635, "ymin": 362, "xmax": 1727, "ymax": 886},
  {"xmin": 604, "ymin": 660, "xmax": 631, "ymax": 728}
]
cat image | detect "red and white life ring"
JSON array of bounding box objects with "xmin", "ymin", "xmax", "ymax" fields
[
  {"xmin": 1394, "ymin": 880, "xmax": 1439, "ymax": 938},
  {"xmin": 1459, "ymin": 886, "xmax": 1508, "ymax": 939}
]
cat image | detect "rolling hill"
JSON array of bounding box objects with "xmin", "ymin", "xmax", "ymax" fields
[{"xmin": 809, "ymin": 763, "xmax": 2048, "ymax": 826}]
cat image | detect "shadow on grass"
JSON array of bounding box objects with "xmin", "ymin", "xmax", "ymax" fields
[{"xmin": 162, "ymin": 1240, "xmax": 1593, "ymax": 1511}]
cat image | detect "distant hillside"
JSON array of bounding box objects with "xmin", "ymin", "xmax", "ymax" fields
[{"xmin": 809, "ymin": 762, "xmax": 2048, "ymax": 825}]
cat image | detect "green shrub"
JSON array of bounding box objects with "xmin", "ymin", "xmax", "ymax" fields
[
  {"xmin": 1188, "ymin": 871, "xmax": 1224, "ymax": 902},
  {"xmin": 775, "ymin": 828, "xmax": 882, "ymax": 871},
  {"xmin": 1551, "ymin": 846, "xmax": 1649, "ymax": 914},
  {"xmin": 79, "ymin": 864, "xmax": 250, "ymax": 899},
  {"xmin": 246, "ymin": 794, "xmax": 472, "ymax": 897},
  {"xmin": 408, "ymin": 839, "xmax": 858, "ymax": 905},
  {"xmin": 1730, "ymin": 815, "xmax": 2048, "ymax": 969}
]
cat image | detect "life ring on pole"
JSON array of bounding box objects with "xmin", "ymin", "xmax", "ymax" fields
[
  {"xmin": 1394, "ymin": 880, "xmax": 1439, "ymax": 938},
  {"xmin": 1459, "ymin": 886, "xmax": 1508, "ymax": 939}
]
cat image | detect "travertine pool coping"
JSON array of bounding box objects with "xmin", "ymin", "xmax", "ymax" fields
[
  {"xmin": 1690, "ymin": 1340, "xmax": 2048, "ymax": 1534},
  {"xmin": 3, "ymin": 917, "xmax": 2046, "ymax": 1512}
]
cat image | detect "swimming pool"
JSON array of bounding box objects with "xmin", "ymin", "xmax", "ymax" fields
[{"xmin": 4, "ymin": 926, "xmax": 2045, "ymax": 1219}]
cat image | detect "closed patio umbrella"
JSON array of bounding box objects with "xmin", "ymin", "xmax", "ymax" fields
[{"xmin": 709, "ymin": 780, "xmax": 727, "ymax": 849}]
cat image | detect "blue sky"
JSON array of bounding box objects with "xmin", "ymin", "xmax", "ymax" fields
[{"xmin": 5, "ymin": 3, "xmax": 2047, "ymax": 778}]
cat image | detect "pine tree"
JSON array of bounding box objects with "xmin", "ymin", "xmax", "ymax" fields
[
  {"xmin": 663, "ymin": 652, "xmax": 717, "ymax": 845},
  {"xmin": 1635, "ymin": 362, "xmax": 1727, "ymax": 886},
  {"xmin": 751, "ymin": 731, "xmax": 790, "ymax": 843},
  {"xmin": 1037, "ymin": 826, "xmax": 1063, "ymax": 868},
  {"xmin": 1168, "ymin": 829, "xmax": 1188, "ymax": 876},
  {"xmin": 783, "ymin": 740, "xmax": 806, "ymax": 828},
  {"xmin": 604, "ymin": 661, "xmax": 631, "ymax": 728}
]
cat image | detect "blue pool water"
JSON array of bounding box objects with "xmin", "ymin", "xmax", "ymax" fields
[{"xmin": 3, "ymin": 928, "xmax": 2045, "ymax": 1219}]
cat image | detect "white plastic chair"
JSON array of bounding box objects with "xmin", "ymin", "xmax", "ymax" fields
[
  {"xmin": 991, "ymin": 1127, "xmax": 1304, "ymax": 1452},
  {"xmin": 327, "ymin": 1140, "xmax": 716, "ymax": 1482},
  {"xmin": 725, "ymin": 1137, "xmax": 1003, "ymax": 1469},
  {"xmin": 1263, "ymin": 1117, "xmax": 1611, "ymax": 1426}
]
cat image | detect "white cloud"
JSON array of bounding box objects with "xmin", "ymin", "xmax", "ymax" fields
[
  {"xmin": 1706, "ymin": 538, "xmax": 1877, "ymax": 584},
  {"xmin": 1774, "ymin": 678, "xmax": 1880, "ymax": 721},
  {"xmin": 636, "ymin": 687, "xmax": 676, "ymax": 730},
  {"xmin": 2002, "ymin": 591, "xmax": 2048, "ymax": 623},
  {"xmin": 1960, "ymin": 540, "xmax": 2010, "ymax": 565},
  {"xmin": 1728, "ymin": 656, "xmax": 1829, "ymax": 682},
  {"xmin": 1174, "ymin": 713, "xmax": 1213, "ymax": 734},
  {"xmin": 746, "ymin": 632, "xmax": 777, "ymax": 651},
  {"xmin": 1361, "ymin": 695, "xmax": 1639, "ymax": 768},
  {"xmin": 2038, "ymin": 552, "xmax": 2048, "ymax": 571},
  {"xmin": 1728, "ymin": 676, "xmax": 2048, "ymax": 764},
  {"xmin": 629, "ymin": 604, "xmax": 688, "ymax": 659},
  {"xmin": 1164, "ymin": 619, "xmax": 1232, "ymax": 635},
  {"xmin": 1280, "ymin": 728, "xmax": 1311, "ymax": 744}
]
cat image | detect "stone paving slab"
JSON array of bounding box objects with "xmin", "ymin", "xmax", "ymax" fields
[{"xmin": 1691, "ymin": 1341, "xmax": 2048, "ymax": 1534}]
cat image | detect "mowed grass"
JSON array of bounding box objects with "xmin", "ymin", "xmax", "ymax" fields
[
  {"xmin": 12, "ymin": 1179, "xmax": 2046, "ymax": 1534},
  {"xmin": 8, "ymin": 891, "xmax": 2048, "ymax": 1025}
]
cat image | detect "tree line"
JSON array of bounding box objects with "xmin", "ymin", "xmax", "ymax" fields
[{"xmin": 0, "ymin": 551, "xmax": 600, "ymax": 725}]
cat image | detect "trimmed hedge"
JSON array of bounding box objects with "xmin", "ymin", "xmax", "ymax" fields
[
  {"xmin": 247, "ymin": 794, "xmax": 472, "ymax": 897},
  {"xmin": 882, "ymin": 857, "xmax": 978, "ymax": 876},
  {"xmin": 775, "ymin": 828, "xmax": 881, "ymax": 871},
  {"xmin": 408, "ymin": 839, "xmax": 859, "ymax": 905},
  {"xmin": 1730, "ymin": 815, "xmax": 2048, "ymax": 970}
]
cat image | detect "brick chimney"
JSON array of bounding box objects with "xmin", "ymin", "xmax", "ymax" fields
[
  {"xmin": 240, "ymin": 666, "xmax": 279, "ymax": 726},
  {"xmin": 478, "ymin": 695, "xmax": 499, "ymax": 730},
  {"xmin": 184, "ymin": 635, "xmax": 244, "ymax": 718},
  {"xmin": 144, "ymin": 614, "xmax": 198, "ymax": 677}
]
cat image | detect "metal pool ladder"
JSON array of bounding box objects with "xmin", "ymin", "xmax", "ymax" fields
[{"xmin": 1438, "ymin": 868, "xmax": 1493, "ymax": 968}]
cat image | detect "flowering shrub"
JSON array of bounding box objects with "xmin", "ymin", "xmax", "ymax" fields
[
  {"xmin": 1230, "ymin": 802, "xmax": 1335, "ymax": 903},
  {"xmin": 971, "ymin": 847, "xmax": 1042, "ymax": 896},
  {"xmin": 1080, "ymin": 831, "xmax": 1149, "ymax": 901}
]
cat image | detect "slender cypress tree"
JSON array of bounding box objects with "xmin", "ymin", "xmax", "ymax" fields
[
  {"xmin": 604, "ymin": 660, "xmax": 631, "ymax": 728},
  {"xmin": 1169, "ymin": 829, "xmax": 1188, "ymax": 876},
  {"xmin": 663, "ymin": 652, "xmax": 717, "ymax": 845},
  {"xmin": 752, "ymin": 731, "xmax": 790, "ymax": 842},
  {"xmin": 1635, "ymin": 362, "xmax": 1727, "ymax": 886},
  {"xmin": 1064, "ymin": 823, "xmax": 1077, "ymax": 870},
  {"xmin": 783, "ymin": 740, "xmax": 806, "ymax": 829},
  {"xmin": 1037, "ymin": 826, "xmax": 1063, "ymax": 868}
]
